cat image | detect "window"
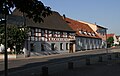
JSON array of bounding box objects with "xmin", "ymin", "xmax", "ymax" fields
[
  {"xmin": 35, "ymin": 28, "xmax": 38, "ymax": 32},
  {"xmin": 31, "ymin": 29, "xmax": 35, "ymax": 36},
  {"xmin": 88, "ymin": 32, "xmax": 91, "ymax": 36},
  {"xmin": 92, "ymin": 33, "xmax": 95, "ymax": 36},
  {"xmin": 57, "ymin": 32, "xmax": 60, "ymax": 37},
  {"xmin": 41, "ymin": 29, "xmax": 45, "ymax": 37},
  {"xmin": 66, "ymin": 43, "xmax": 69, "ymax": 50},
  {"xmin": 60, "ymin": 32, "xmax": 63, "ymax": 37},
  {"xmin": 45, "ymin": 30, "xmax": 47, "ymax": 33},
  {"xmin": 79, "ymin": 30, "xmax": 82, "ymax": 34},
  {"xmin": 53, "ymin": 31, "xmax": 58, "ymax": 37},
  {"xmin": 41, "ymin": 44, "xmax": 45, "ymax": 51},
  {"xmin": 80, "ymin": 30, "xmax": 84, "ymax": 34},
  {"xmin": 51, "ymin": 43, "xmax": 55, "ymax": 51},
  {"xmin": 84, "ymin": 31, "xmax": 87, "ymax": 35},
  {"xmin": 30, "ymin": 43, "xmax": 34, "ymax": 51},
  {"xmin": 38, "ymin": 29, "xmax": 41, "ymax": 32},
  {"xmin": 31, "ymin": 37, "xmax": 34, "ymax": 41},
  {"xmin": 48, "ymin": 30, "xmax": 52, "ymax": 34},
  {"xmin": 63, "ymin": 32, "xmax": 67, "ymax": 37},
  {"xmin": 48, "ymin": 30, "xmax": 52, "ymax": 37},
  {"xmin": 60, "ymin": 43, "xmax": 63, "ymax": 50}
]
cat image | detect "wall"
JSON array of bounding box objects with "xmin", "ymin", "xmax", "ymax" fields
[
  {"xmin": 28, "ymin": 40, "xmax": 71, "ymax": 54},
  {"xmin": 76, "ymin": 37, "xmax": 102, "ymax": 51}
]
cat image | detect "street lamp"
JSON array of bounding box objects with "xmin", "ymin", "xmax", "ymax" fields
[
  {"xmin": 105, "ymin": 28, "xmax": 108, "ymax": 54},
  {"xmin": 4, "ymin": 12, "xmax": 8, "ymax": 76}
]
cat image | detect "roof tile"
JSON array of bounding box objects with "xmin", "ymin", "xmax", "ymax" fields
[{"xmin": 65, "ymin": 18, "xmax": 101, "ymax": 39}]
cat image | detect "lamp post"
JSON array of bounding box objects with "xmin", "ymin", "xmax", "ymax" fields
[
  {"xmin": 3, "ymin": 1, "xmax": 8, "ymax": 76},
  {"xmin": 105, "ymin": 28, "xmax": 108, "ymax": 54},
  {"xmin": 4, "ymin": 11, "xmax": 8, "ymax": 76}
]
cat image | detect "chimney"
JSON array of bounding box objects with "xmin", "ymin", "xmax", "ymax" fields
[
  {"xmin": 95, "ymin": 22, "xmax": 96, "ymax": 25},
  {"xmin": 63, "ymin": 14, "xmax": 66, "ymax": 19}
]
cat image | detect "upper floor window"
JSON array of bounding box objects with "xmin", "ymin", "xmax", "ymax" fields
[
  {"xmin": 88, "ymin": 32, "xmax": 92, "ymax": 36},
  {"xmin": 63, "ymin": 32, "xmax": 67, "ymax": 37},
  {"xmin": 48, "ymin": 30, "xmax": 52, "ymax": 34},
  {"xmin": 45, "ymin": 30, "xmax": 48, "ymax": 34},
  {"xmin": 80, "ymin": 30, "xmax": 84, "ymax": 34},
  {"xmin": 93, "ymin": 33, "xmax": 95, "ymax": 36},
  {"xmin": 41, "ymin": 29, "xmax": 45, "ymax": 37},
  {"xmin": 60, "ymin": 32, "xmax": 63, "ymax": 37},
  {"xmin": 79, "ymin": 30, "xmax": 82, "ymax": 34},
  {"xmin": 31, "ymin": 29, "xmax": 35, "ymax": 36},
  {"xmin": 57, "ymin": 32, "xmax": 60, "ymax": 37},
  {"xmin": 35, "ymin": 28, "xmax": 38, "ymax": 32},
  {"xmin": 60, "ymin": 43, "xmax": 63, "ymax": 50},
  {"xmin": 84, "ymin": 31, "xmax": 87, "ymax": 35}
]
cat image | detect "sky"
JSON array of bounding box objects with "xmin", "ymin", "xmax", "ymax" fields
[{"xmin": 41, "ymin": 0, "xmax": 120, "ymax": 35}]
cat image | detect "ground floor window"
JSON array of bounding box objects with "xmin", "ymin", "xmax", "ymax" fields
[
  {"xmin": 51, "ymin": 43, "xmax": 55, "ymax": 51},
  {"xmin": 60, "ymin": 43, "xmax": 63, "ymax": 50},
  {"xmin": 69, "ymin": 43, "xmax": 73, "ymax": 53},
  {"xmin": 41, "ymin": 44, "xmax": 45, "ymax": 51},
  {"xmin": 30, "ymin": 43, "xmax": 34, "ymax": 52},
  {"xmin": 66, "ymin": 43, "xmax": 69, "ymax": 50}
]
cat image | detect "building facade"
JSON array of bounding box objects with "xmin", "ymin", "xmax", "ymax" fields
[
  {"xmin": 78, "ymin": 20, "xmax": 107, "ymax": 48},
  {"xmin": 107, "ymin": 34, "xmax": 119, "ymax": 45},
  {"xmin": 65, "ymin": 18, "xmax": 102, "ymax": 51},
  {"xmin": 7, "ymin": 9, "xmax": 76, "ymax": 56}
]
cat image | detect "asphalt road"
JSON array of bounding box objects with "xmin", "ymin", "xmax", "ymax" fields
[
  {"xmin": 0, "ymin": 48, "xmax": 120, "ymax": 76},
  {"xmin": 52, "ymin": 59, "xmax": 120, "ymax": 76}
]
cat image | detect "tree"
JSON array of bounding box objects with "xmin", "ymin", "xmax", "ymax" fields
[
  {"xmin": 0, "ymin": 0, "xmax": 52, "ymax": 23},
  {"xmin": 0, "ymin": 1, "xmax": 52, "ymax": 76},
  {"xmin": 0, "ymin": 24, "xmax": 29, "ymax": 53},
  {"xmin": 107, "ymin": 37, "xmax": 114, "ymax": 48}
]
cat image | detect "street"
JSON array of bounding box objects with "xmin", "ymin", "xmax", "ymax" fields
[{"xmin": 0, "ymin": 48, "xmax": 120, "ymax": 76}]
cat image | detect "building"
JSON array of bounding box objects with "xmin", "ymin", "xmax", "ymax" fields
[
  {"xmin": 7, "ymin": 9, "xmax": 76, "ymax": 56},
  {"xmin": 107, "ymin": 34, "xmax": 119, "ymax": 45},
  {"xmin": 78, "ymin": 20, "xmax": 107, "ymax": 48},
  {"xmin": 116, "ymin": 36, "xmax": 120, "ymax": 43},
  {"xmin": 65, "ymin": 17, "xmax": 102, "ymax": 51}
]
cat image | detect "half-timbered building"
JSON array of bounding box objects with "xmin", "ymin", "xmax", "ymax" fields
[{"xmin": 7, "ymin": 9, "xmax": 76, "ymax": 56}]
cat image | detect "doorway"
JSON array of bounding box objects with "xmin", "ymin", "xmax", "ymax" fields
[{"xmin": 69, "ymin": 43, "xmax": 73, "ymax": 53}]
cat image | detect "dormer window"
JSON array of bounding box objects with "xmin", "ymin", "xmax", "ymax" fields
[
  {"xmin": 88, "ymin": 32, "xmax": 92, "ymax": 36},
  {"xmin": 79, "ymin": 30, "xmax": 82, "ymax": 34},
  {"xmin": 80, "ymin": 30, "xmax": 84, "ymax": 34},
  {"xmin": 92, "ymin": 33, "xmax": 95, "ymax": 36},
  {"xmin": 84, "ymin": 31, "xmax": 87, "ymax": 35}
]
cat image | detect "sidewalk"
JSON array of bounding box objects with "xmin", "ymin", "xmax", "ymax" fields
[{"xmin": 0, "ymin": 48, "xmax": 118, "ymax": 61}]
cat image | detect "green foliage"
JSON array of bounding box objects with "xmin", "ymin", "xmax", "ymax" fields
[
  {"xmin": 107, "ymin": 37, "xmax": 114, "ymax": 47},
  {"xmin": 0, "ymin": 24, "xmax": 29, "ymax": 53},
  {"xmin": 0, "ymin": 24, "xmax": 5, "ymax": 44},
  {"xmin": 0, "ymin": 0, "xmax": 52, "ymax": 23}
]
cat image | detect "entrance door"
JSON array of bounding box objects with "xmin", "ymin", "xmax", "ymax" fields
[{"xmin": 69, "ymin": 43, "xmax": 73, "ymax": 53}]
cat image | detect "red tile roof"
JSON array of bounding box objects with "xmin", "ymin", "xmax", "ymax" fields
[
  {"xmin": 65, "ymin": 18, "xmax": 101, "ymax": 39},
  {"xmin": 107, "ymin": 34, "xmax": 115, "ymax": 39}
]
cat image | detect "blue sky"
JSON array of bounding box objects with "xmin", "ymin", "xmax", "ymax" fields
[{"xmin": 41, "ymin": 0, "xmax": 120, "ymax": 35}]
